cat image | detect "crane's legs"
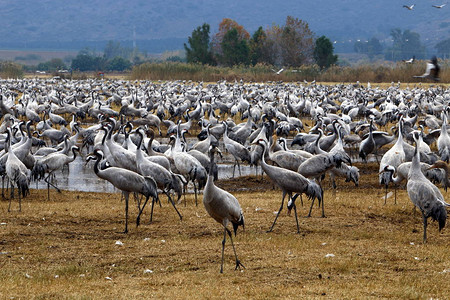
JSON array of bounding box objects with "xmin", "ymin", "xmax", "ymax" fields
[
  {"xmin": 193, "ymin": 181, "xmax": 198, "ymax": 206},
  {"xmin": 165, "ymin": 191, "xmax": 182, "ymax": 220},
  {"xmin": 267, "ymin": 191, "xmax": 286, "ymax": 232},
  {"xmin": 236, "ymin": 159, "xmax": 242, "ymax": 177},
  {"xmin": 307, "ymin": 196, "xmax": 315, "ymax": 217},
  {"xmin": 136, "ymin": 196, "xmax": 151, "ymax": 226},
  {"xmin": 123, "ymin": 192, "xmax": 129, "ymax": 234},
  {"xmin": 149, "ymin": 196, "xmax": 155, "ymax": 223},
  {"xmin": 287, "ymin": 193, "xmax": 300, "ymax": 233},
  {"xmin": 44, "ymin": 173, "xmax": 60, "ymax": 201},
  {"xmin": 7, "ymin": 181, "xmax": 13, "ymax": 212},
  {"xmin": 2, "ymin": 175, "xmax": 5, "ymax": 198},
  {"xmin": 17, "ymin": 187, "xmax": 21, "ymax": 212},
  {"xmin": 394, "ymin": 185, "xmax": 397, "ymax": 205},
  {"xmin": 321, "ymin": 195, "xmax": 325, "ymax": 218},
  {"xmin": 293, "ymin": 201, "xmax": 300, "ymax": 234},
  {"xmin": 422, "ymin": 213, "xmax": 428, "ymax": 243},
  {"xmin": 227, "ymin": 228, "xmax": 244, "ymax": 271},
  {"xmin": 220, "ymin": 227, "xmax": 244, "ymax": 273},
  {"xmin": 220, "ymin": 227, "xmax": 226, "ymax": 273}
]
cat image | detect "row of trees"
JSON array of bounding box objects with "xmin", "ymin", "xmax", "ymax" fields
[
  {"xmin": 30, "ymin": 42, "xmax": 142, "ymax": 73},
  {"xmin": 354, "ymin": 29, "xmax": 450, "ymax": 61},
  {"xmin": 71, "ymin": 43, "xmax": 140, "ymax": 72},
  {"xmin": 184, "ymin": 17, "xmax": 337, "ymax": 69}
]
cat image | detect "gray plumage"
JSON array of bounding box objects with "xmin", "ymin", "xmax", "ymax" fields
[
  {"xmin": 88, "ymin": 149, "xmax": 159, "ymax": 233},
  {"xmin": 328, "ymin": 163, "xmax": 359, "ymax": 189},
  {"xmin": 256, "ymin": 139, "xmax": 323, "ymax": 232},
  {"xmin": 203, "ymin": 145, "xmax": 244, "ymax": 273},
  {"xmin": 379, "ymin": 119, "xmax": 406, "ymax": 204},
  {"xmin": 437, "ymin": 113, "xmax": 450, "ymax": 163},
  {"xmin": 5, "ymin": 128, "xmax": 30, "ymax": 211},
  {"xmin": 32, "ymin": 145, "xmax": 79, "ymax": 200},
  {"xmin": 359, "ymin": 119, "xmax": 376, "ymax": 162},
  {"xmin": 407, "ymin": 134, "xmax": 449, "ymax": 243},
  {"xmin": 135, "ymin": 129, "xmax": 183, "ymax": 220},
  {"xmin": 223, "ymin": 123, "xmax": 251, "ymax": 177}
]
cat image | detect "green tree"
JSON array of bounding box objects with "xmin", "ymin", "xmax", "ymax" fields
[
  {"xmin": 249, "ymin": 26, "xmax": 266, "ymax": 65},
  {"xmin": 104, "ymin": 41, "xmax": 133, "ymax": 60},
  {"xmin": 282, "ymin": 16, "xmax": 315, "ymax": 66},
  {"xmin": 104, "ymin": 41, "xmax": 121, "ymax": 60},
  {"xmin": 385, "ymin": 28, "xmax": 425, "ymax": 61},
  {"xmin": 436, "ymin": 38, "xmax": 450, "ymax": 59},
  {"xmin": 107, "ymin": 57, "xmax": 132, "ymax": 71},
  {"xmin": 220, "ymin": 28, "xmax": 250, "ymax": 66},
  {"xmin": 37, "ymin": 58, "xmax": 66, "ymax": 72},
  {"xmin": 71, "ymin": 48, "xmax": 106, "ymax": 71},
  {"xmin": 264, "ymin": 16, "xmax": 315, "ymax": 67},
  {"xmin": 314, "ymin": 36, "xmax": 338, "ymax": 69},
  {"xmin": 367, "ymin": 37, "xmax": 383, "ymax": 59},
  {"xmin": 184, "ymin": 23, "xmax": 215, "ymax": 65},
  {"xmin": 354, "ymin": 40, "xmax": 367, "ymax": 53},
  {"xmin": 211, "ymin": 18, "xmax": 250, "ymax": 57}
]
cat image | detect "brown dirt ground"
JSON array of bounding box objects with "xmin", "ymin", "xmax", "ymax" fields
[{"xmin": 0, "ymin": 162, "xmax": 449, "ymax": 299}]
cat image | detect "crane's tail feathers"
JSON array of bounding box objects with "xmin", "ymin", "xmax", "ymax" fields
[
  {"xmin": 306, "ymin": 181, "xmax": 323, "ymax": 203},
  {"xmin": 144, "ymin": 176, "xmax": 159, "ymax": 199},
  {"xmin": 439, "ymin": 148, "xmax": 450, "ymax": 163},
  {"xmin": 242, "ymin": 150, "xmax": 252, "ymax": 164},
  {"xmin": 358, "ymin": 150, "xmax": 367, "ymax": 162},
  {"xmin": 333, "ymin": 152, "xmax": 351, "ymax": 168},
  {"xmin": 431, "ymin": 203, "xmax": 447, "ymax": 232},
  {"xmin": 31, "ymin": 162, "xmax": 47, "ymax": 181},
  {"xmin": 426, "ymin": 168, "xmax": 448, "ymax": 190},
  {"xmin": 232, "ymin": 212, "xmax": 245, "ymax": 236},
  {"xmin": 17, "ymin": 176, "xmax": 30, "ymax": 198},
  {"xmin": 379, "ymin": 171, "xmax": 391, "ymax": 186}
]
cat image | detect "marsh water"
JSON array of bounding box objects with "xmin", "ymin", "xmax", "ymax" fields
[{"xmin": 33, "ymin": 153, "xmax": 256, "ymax": 193}]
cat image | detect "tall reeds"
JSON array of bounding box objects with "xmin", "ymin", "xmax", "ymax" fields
[
  {"xmin": 131, "ymin": 60, "xmax": 449, "ymax": 83},
  {"xmin": 0, "ymin": 61, "xmax": 23, "ymax": 79}
]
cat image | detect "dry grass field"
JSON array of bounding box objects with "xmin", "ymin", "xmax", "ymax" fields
[{"xmin": 0, "ymin": 162, "xmax": 449, "ymax": 299}]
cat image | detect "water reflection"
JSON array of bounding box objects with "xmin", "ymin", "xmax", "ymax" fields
[{"xmin": 32, "ymin": 154, "xmax": 255, "ymax": 193}]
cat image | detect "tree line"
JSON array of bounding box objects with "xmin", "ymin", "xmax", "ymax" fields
[
  {"xmin": 20, "ymin": 16, "xmax": 450, "ymax": 74},
  {"xmin": 184, "ymin": 16, "xmax": 337, "ymax": 69},
  {"xmin": 354, "ymin": 29, "xmax": 450, "ymax": 61}
]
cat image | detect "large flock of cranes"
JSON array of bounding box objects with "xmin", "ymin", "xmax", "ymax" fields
[{"xmin": 0, "ymin": 77, "xmax": 449, "ymax": 271}]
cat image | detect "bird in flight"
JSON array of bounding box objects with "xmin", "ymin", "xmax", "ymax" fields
[
  {"xmin": 403, "ymin": 4, "xmax": 415, "ymax": 10},
  {"xmin": 403, "ymin": 56, "xmax": 415, "ymax": 64},
  {"xmin": 271, "ymin": 68, "xmax": 284, "ymax": 75},
  {"xmin": 413, "ymin": 56, "xmax": 440, "ymax": 81},
  {"xmin": 432, "ymin": 4, "xmax": 446, "ymax": 8}
]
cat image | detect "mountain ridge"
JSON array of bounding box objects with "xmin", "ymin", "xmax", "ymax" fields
[{"xmin": 1, "ymin": 0, "xmax": 449, "ymax": 52}]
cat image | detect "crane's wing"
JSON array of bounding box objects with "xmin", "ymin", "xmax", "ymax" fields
[{"xmin": 413, "ymin": 62, "xmax": 434, "ymax": 78}]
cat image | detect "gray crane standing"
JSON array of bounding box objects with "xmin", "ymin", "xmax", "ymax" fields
[
  {"xmin": 87, "ymin": 149, "xmax": 159, "ymax": 233},
  {"xmin": 407, "ymin": 133, "xmax": 449, "ymax": 243},
  {"xmin": 255, "ymin": 139, "xmax": 323, "ymax": 233},
  {"xmin": 203, "ymin": 144, "xmax": 244, "ymax": 273}
]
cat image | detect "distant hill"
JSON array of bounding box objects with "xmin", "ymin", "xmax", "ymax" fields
[{"xmin": 1, "ymin": 0, "xmax": 449, "ymax": 53}]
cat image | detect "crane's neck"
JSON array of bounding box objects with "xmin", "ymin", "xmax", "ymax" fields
[
  {"xmin": 93, "ymin": 154, "xmax": 101, "ymax": 175},
  {"xmin": 208, "ymin": 149, "xmax": 216, "ymax": 179},
  {"xmin": 258, "ymin": 141, "xmax": 269, "ymax": 172}
]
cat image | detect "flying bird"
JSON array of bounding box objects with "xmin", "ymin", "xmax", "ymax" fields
[
  {"xmin": 432, "ymin": 4, "xmax": 446, "ymax": 8},
  {"xmin": 413, "ymin": 56, "xmax": 440, "ymax": 81},
  {"xmin": 271, "ymin": 68, "xmax": 284, "ymax": 75},
  {"xmin": 402, "ymin": 56, "xmax": 415, "ymax": 64},
  {"xmin": 403, "ymin": 4, "xmax": 415, "ymax": 10}
]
